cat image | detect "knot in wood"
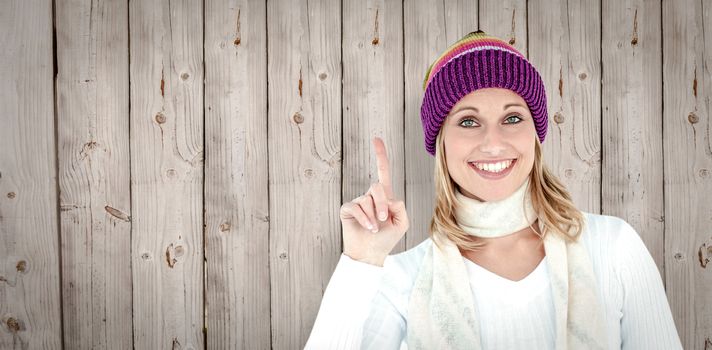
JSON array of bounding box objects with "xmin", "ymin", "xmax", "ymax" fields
[
  {"xmin": 688, "ymin": 112, "xmax": 699, "ymax": 124},
  {"xmin": 6, "ymin": 318, "xmax": 20, "ymax": 333},
  {"xmin": 155, "ymin": 112, "xmax": 167, "ymax": 124},
  {"xmin": 553, "ymin": 112, "xmax": 564, "ymax": 124},
  {"xmin": 16, "ymin": 260, "xmax": 26, "ymax": 273}
]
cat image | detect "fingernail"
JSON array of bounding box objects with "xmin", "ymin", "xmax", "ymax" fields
[
  {"xmin": 372, "ymin": 228, "xmax": 379, "ymax": 233},
  {"xmin": 379, "ymin": 212, "xmax": 387, "ymax": 221},
  {"xmin": 366, "ymin": 223, "xmax": 373, "ymax": 230}
]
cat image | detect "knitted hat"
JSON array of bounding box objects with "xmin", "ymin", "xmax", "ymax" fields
[{"xmin": 420, "ymin": 30, "xmax": 548, "ymax": 156}]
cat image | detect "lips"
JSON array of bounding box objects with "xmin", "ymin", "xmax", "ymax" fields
[{"xmin": 468, "ymin": 159, "xmax": 517, "ymax": 180}]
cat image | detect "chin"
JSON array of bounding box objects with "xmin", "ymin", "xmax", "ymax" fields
[{"xmin": 461, "ymin": 178, "xmax": 519, "ymax": 202}]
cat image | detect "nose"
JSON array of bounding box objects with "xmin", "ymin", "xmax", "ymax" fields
[{"xmin": 478, "ymin": 126, "xmax": 507, "ymax": 156}]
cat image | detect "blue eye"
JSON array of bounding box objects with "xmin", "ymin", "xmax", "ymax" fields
[
  {"xmin": 458, "ymin": 115, "xmax": 523, "ymax": 128},
  {"xmin": 505, "ymin": 115, "xmax": 523, "ymax": 123},
  {"xmin": 460, "ymin": 119, "xmax": 477, "ymax": 127}
]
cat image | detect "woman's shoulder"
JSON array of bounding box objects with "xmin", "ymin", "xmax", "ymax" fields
[
  {"xmin": 579, "ymin": 211, "xmax": 639, "ymax": 243},
  {"xmin": 578, "ymin": 211, "xmax": 645, "ymax": 263}
]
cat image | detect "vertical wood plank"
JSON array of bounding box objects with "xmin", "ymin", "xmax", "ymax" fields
[
  {"xmin": 342, "ymin": 0, "xmax": 404, "ymax": 256},
  {"xmin": 528, "ymin": 0, "xmax": 602, "ymax": 213},
  {"xmin": 403, "ymin": 0, "xmax": 477, "ymax": 249},
  {"xmin": 204, "ymin": 0, "xmax": 270, "ymax": 349},
  {"xmin": 0, "ymin": 0, "xmax": 62, "ymax": 348},
  {"xmin": 267, "ymin": 0, "xmax": 342, "ymax": 347},
  {"xmin": 662, "ymin": 0, "xmax": 711, "ymax": 347},
  {"xmin": 479, "ymin": 0, "xmax": 526, "ymax": 49},
  {"xmin": 55, "ymin": 0, "xmax": 133, "ymax": 348},
  {"xmin": 129, "ymin": 0, "xmax": 204, "ymax": 348},
  {"xmin": 601, "ymin": 0, "xmax": 665, "ymax": 271}
]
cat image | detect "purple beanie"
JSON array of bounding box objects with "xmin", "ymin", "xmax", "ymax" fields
[{"xmin": 420, "ymin": 30, "xmax": 549, "ymax": 156}]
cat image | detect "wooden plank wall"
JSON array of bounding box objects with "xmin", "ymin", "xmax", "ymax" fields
[
  {"xmin": 204, "ymin": 1, "xmax": 270, "ymax": 349},
  {"xmin": 0, "ymin": 0, "xmax": 709, "ymax": 349},
  {"xmin": 267, "ymin": 0, "xmax": 342, "ymax": 348},
  {"xmin": 55, "ymin": 0, "xmax": 132, "ymax": 349},
  {"xmin": 663, "ymin": 0, "xmax": 712, "ymax": 343},
  {"xmin": 128, "ymin": 0, "xmax": 205, "ymax": 348},
  {"xmin": 0, "ymin": 1, "xmax": 62, "ymax": 349}
]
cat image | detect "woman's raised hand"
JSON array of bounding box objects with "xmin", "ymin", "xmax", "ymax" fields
[{"xmin": 339, "ymin": 137, "xmax": 410, "ymax": 266}]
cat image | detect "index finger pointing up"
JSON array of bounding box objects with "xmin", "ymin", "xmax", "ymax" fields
[{"xmin": 372, "ymin": 136, "xmax": 394, "ymax": 199}]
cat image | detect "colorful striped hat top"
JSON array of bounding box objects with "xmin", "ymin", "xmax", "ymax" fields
[{"xmin": 420, "ymin": 30, "xmax": 548, "ymax": 156}]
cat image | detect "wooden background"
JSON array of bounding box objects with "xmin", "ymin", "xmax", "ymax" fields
[{"xmin": 0, "ymin": 0, "xmax": 709, "ymax": 348}]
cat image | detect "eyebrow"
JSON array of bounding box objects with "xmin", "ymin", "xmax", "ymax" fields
[{"xmin": 450, "ymin": 102, "xmax": 527, "ymax": 116}]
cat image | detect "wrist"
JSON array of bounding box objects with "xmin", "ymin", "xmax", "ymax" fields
[{"xmin": 343, "ymin": 252, "xmax": 385, "ymax": 267}]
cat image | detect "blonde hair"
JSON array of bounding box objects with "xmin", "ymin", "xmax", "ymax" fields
[{"xmin": 429, "ymin": 127, "xmax": 586, "ymax": 252}]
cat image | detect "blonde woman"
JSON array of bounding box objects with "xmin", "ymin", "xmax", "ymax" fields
[{"xmin": 305, "ymin": 31, "xmax": 682, "ymax": 350}]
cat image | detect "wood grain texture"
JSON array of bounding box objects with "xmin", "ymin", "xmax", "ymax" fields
[
  {"xmin": 204, "ymin": 0, "xmax": 270, "ymax": 349},
  {"xmin": 0, "ymin": 0, "xmax": 62, "ymax": 349},
  {"xmin": 480, "ymin": 0, "xmax": 526, "ymax": 49},
  {"xmin": 662, "ymin": 0, "xmax": 712, "ymax": 348},
  {"xmin": 602, "ymin": 0, "xmax": 665, "ymax": 271},
  {"xmin": 528, "ymin": 0, "xmax": 601, "ymax": 214},
  {"xmin": 342, "ymin": 0, "xmax": 405, "ymax": 255},
  {"xmin": 267, "ymin": 0, "xmax": 342, "ymax": 348},
  {"xmin": 403, "ymin": 0, "xmax": 478, "ymax": 249},
  {"xmin": 0, "ymin": 0, "xmax": 707, "ymax": 348},
  {"xmin": 55, "ymin": 0, "xmax": 133, "ymax": 348},
  {"xmin": 129, "ymin": 0, "xmax": 204, "ymax": 348}
]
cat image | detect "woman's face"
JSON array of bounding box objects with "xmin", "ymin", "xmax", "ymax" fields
[{"xmin": 441, "ymin": 87, "xmax": 537, "ymax": 202}]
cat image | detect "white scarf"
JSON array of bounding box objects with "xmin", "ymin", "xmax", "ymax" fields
[{"xmin": 406, "ymin": 177, "xmax": 608, "ymax": 349}]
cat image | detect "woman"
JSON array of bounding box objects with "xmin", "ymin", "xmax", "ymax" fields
[{"xmin": 305, "ymin": 31, "xmax": 682, "ymax": 349}]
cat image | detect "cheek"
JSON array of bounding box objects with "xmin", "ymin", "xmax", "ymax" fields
[
  {"xmin": 517, "ymin": 139, "xmax": 537, "ymax": 170},
  {"xmin": 444, "ymin": 136, "xmax": 469, "ymax": 161}
]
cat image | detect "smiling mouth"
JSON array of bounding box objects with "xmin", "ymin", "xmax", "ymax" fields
[
  {"xmin": 468, "ymin": 159, "xmax": 517, "ymax": 179},
  {"xmin": 468, "ymin": 159, "xmax": 516, "ymax": 173}
]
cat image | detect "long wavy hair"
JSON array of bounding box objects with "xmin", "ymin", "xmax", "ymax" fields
[{"xmin": 429, "ymin": 126, "xmax": 586, "ymax": 252}]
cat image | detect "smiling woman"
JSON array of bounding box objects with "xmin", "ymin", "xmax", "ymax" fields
[{"xmin": 305, "ymin": 30, "xmax": 683, "ymax": 350}]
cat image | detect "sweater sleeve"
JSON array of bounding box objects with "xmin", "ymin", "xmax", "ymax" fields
[
  {"xmin": 304, "ymin": 253, "xmax": 405, "ymax": 350},
  {"xmin": 615, "ymin": 220, "xmax": 683, "ymax": 350}
]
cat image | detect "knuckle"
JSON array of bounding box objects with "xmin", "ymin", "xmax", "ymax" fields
[
  {"xmin": 341, "ymin": 202, "xmax": 353, "ymax": 212},
  {"xmin": 366, "ymin": 193, "xmax": 375, "ymax": 202},
  {"xmin": 360, "ymin": 195, "xmax": 371, "ymax": 205}
]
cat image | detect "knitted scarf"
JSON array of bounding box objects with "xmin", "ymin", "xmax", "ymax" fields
[{"xmin": 406, "ymin": 178, "xmax": 608, "ymax": 349}]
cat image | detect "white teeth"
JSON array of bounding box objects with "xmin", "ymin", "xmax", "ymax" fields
[{"xmin": 471, "ymin": 160, "xmax": 513, "ymax": 173}]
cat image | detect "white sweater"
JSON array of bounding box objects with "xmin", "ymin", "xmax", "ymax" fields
[{"xmin": 305, "ymin": 212, "xmax": 683, "ymax": 349}]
